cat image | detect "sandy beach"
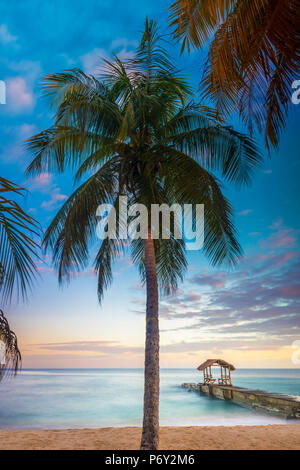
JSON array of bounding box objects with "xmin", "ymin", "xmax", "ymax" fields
[{"xmin": 0, "ymin": 424, "xmax": 299, "ymax": 450}]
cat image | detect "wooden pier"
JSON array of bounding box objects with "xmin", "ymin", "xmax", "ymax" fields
[
  {"xmin": 183, "ymin": 359, "xmax": 300, "ymax": 419},
  {"xmin": 182, "ymin": 382, "xmax": 300, "ymax": 419}
]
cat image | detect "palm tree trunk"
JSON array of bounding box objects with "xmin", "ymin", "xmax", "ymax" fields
[{"xmin": 140, "ymin": 233, "xmax": 159, "ymax": 450}]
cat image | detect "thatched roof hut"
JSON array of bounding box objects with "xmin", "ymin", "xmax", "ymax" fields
[{"xmin": 197, "ymin": 359, "xmax": 235, "ymax": 386}]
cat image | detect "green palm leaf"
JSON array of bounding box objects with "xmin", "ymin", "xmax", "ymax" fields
[
  {"xmin": 0, "ymin": 177, "xmax": 39, "ymax": 301},
  {"xmin": 0, "ymin": 309, "xmax": 21, "ymax": 380}
]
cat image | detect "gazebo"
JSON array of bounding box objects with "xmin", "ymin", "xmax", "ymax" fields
[{"xmin": 197, "ymin": 359, "xmax": 235, "ymax": 386}]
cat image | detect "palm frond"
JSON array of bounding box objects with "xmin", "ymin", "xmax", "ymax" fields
[
  {"xmin": 170, "ymin": 0, "xmax": 300, "ymax": 149},
  {"xmin": 43, "ymin": 158, "xmax": 119, "ymax": 283},
  {"xmin": 155, "ymin": 147, "xmax": 242, "ymax": 266},
  {"xmin": 0, "ymin": 309, "xmax": 21, "ymax": 380},
  {"xmin": 26, "ymin": 124, "xmax": 120, "ymax": 176},
  {"xmin": 0, "ymin": 177, "xmax": 39, "ymax": 301},
  {"xmin": 158, "ymin": 104, "xmax": 262, "ymax": 186},
  {"xmin": 169, "ymin": 0, "xmax": 235, "ymax": 52},
  {"xmin": 95, "ymin": 236, "xmax": 127, "ymax": 304}
]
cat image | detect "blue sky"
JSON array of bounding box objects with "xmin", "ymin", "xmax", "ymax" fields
[{"xmin": 0, "ymin": 0, "xmax": 299, "ymax": 368}]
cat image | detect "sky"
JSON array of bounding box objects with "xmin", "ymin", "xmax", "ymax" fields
[{"xmin": 0, "ymin": 0, "xmax": 299, "ymax": 369}]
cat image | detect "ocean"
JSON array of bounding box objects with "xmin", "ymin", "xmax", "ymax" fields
[{"xmin": 0, "ymin": 368, "xmax": 299, "ymax": 429}]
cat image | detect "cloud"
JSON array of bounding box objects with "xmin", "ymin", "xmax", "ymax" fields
[
  {"xmin": 1, "ymin": 61, "xmax": 41, "ymax": 115},
  {"xmin": 0, "ymin": 24, "xmax": 17, "ymax": 44},
  {"xmin": 269, "ymin": 217, "xmax": 283, "ymax": 230},
  {"xmin": 237, "ymin": 209, "xmax": 254, "ymax": 216},
  {"xmin": 252, "ymin": 251, "xmax": 295, "ymax": 273},
  {"xmin": 27, "ymin": 172, "xmax": 68, "ymax": 211},
  {"xmin": 29, "ymin": 172, "xmax": 53, "ymax": 192},
  {"xmin": 261, "ymin": 218, "xmax": 298, "ymax": 250},
  {"xmin": 36, "ymin": 266, "xmax": 54, "ymax": 274},
  {"xmin": 261, "ymin": 229, "xmax": 297, "ymax": 249},
  {"xmin": 30, "ymin": 336, "xmax": 289, "ymax": 359},
  {"xmin": 273, "ymin": 252, "xmax": 294, "ymax": 266},
  {"xmin": 19, "ymin": 123, "xmax": 36, "ymax": 137},
  {"xmin": 189, "ymin": 272, "xmax": 225, "ymax": 289},
  {"xmin": 80, "ymin": 41, "xmax": 136, "ymax": 76},
  {"xmin": 181, "ymin": 291, "xmax": 202, "ymax": 302},
  {"xmin": 68, "ymin": 268, "xmax": 96, "ymax": 278},
  {"xmin": 33, "ymin": 340, "xmax": 143, "ymax": 356},
  {"xmin": 131, "ymin": 287, "xmax": 204, "ymax": 319},
  {"xmin": 6, "ymin": 77, "xmax": 34, "ymax": 112},
  {"xmin": 158, "ymin": 246, "xmax": 300, "ymax": 353},
  {"xmin": 6, "ymin": 60, "xmax": 41, "ymax": 82},
  {"xmin": 80, "ymin": 48, "xmax": 109, "ymax": 75},
  {"xmin": 110, "ymin": 38, "xmax": 138, "ymax": 50},
  {"xmin": 0, "ymin": 123, "xmax": 36, "ymax": 164},
  {"xmin": 41, "ymin": 188, "xmax": 68, "ymax": 211}
]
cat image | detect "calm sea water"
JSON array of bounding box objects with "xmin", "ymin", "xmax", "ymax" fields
[{"xmin": 0, "ymin": 369, "xmax": 299, "ymax": 429}]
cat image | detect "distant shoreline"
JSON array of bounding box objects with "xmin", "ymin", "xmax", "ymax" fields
[{"xmin": 0, "ymin": 425, "xmax": 299, "ymax": 450}]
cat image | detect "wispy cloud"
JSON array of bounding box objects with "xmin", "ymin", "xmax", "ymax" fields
[
  {"xmin": 33, "ymin": 340, "xmax": 143, "ymax": 356},
  {"xmin": 28, "ymin": 172, "xmax": 53, "ymax": 192},
  {"xmin": 27, "ymin": 172, "xmax": 68, "ymax": 211},
  {"xmin": 237, "ymin": 209, "xmax": 254, "ymax": 216},
  {"xmin": 80, "ymin": 47, "xmax": 109, "ymax": 75},
  {"xmin": 149, "ymin": 238, "xmax": 300, "ymax": 354},
  {"xmin": 41, "ymin": 188, "xmax": 68, "ymax": 211},
  {"xmin": 0, "ymin": 24, "xmax": 17, "ymax": 44},
  {"xmin": 6, "ymin": 77, "xmax": 34, "ymax": 112},
  {"xmin": 0, "ymin": 123, "xmax": 36, "ymax": 164},
  {"xmin": 261, "ymin": 228, "xmax": 297, "ymax": 249},
  {"xmin": 189, "ymin": 272, "xmax": 226, "ymax": 289},
  {"xmin": 80, "ymin": 38, "xmax": 136, "ymax": 76}
]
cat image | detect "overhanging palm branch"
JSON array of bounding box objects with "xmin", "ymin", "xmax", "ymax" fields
[
  {"xmin": 0, "ymin": 176, "xmax": 39, "ymax": 301},
  {"xmin": 0, "ymin": 309, "xmax": 21, "ymax": 380},
  {"xmin": 169, "ymin": 0, "xmax": 300, "ymax": 149}
]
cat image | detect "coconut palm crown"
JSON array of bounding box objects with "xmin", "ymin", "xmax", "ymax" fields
[{"xmin": 26, "ymin": 19, "xmax": 262, "ymax": 449}]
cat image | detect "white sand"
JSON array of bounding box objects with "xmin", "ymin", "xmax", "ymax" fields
[{"xmin": 0, "ymin": 424, "xmax": 299, "ymax": 450}]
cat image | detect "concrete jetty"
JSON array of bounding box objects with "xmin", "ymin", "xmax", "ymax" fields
[{"xmin": 182, "ymin": 382, "xmax": 300, "ymax": 419}]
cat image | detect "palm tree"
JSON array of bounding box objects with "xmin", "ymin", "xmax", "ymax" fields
[
  {"xmin": 26, "ymin": 19, "xmax": 261, "ymax": 449},
  {"xmin": 169, "ymin": 0, "xmax": 300, "ymax": 149},
  {"xmin": 0, "ymin": 176, "xmax": 38, "ymax": 377}
]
